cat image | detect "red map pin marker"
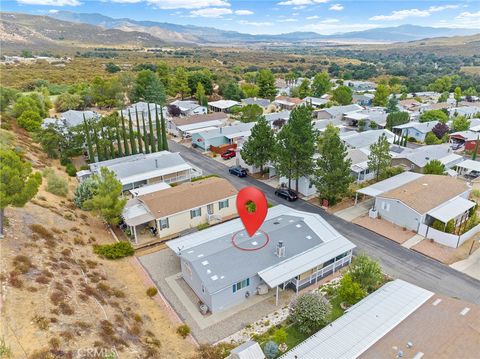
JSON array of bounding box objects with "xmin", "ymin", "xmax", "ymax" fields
[{"xmin": 236, "ymin": 186, "xmax": 268, "ymax": 237}]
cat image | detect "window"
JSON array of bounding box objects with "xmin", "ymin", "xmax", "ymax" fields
[
  {"xmin": 232, "ymin": 278, "xmax": 250, "ymax": 293},
  {"xmin": 218, "ymin": 199, "xmax": 229, "ymax": 210},
  {"xmin": 381, "ymin": 202, "xmax": 390, "ymax": 211},
  {"xmin": 207, "ymin": 204, "xmax": 214, "ymax": 215},
  {"xmin": 159, "ymin": 218, "xmax": 169, "ymax": 229},
  {"xmin": 190, "ymin": 208, "xmax": 201, "ymax": 218}
]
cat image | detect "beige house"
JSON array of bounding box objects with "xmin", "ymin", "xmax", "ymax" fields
[{"xmin": 122, "ymin": 177, "xmax": 238, "ymax": 244}]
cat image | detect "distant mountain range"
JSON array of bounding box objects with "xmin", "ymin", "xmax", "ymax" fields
[
  {"xmin": 1, "ymin": 10, "xmax": 479, "ymax": 52},
  {"xmin": 49, "ymin": 11, "xmax": 480, "ymax": 44}
]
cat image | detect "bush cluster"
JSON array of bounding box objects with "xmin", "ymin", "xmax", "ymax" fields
[{"xmin": 93, "ymin": 241, "xmax": 134, "ymax": 259}]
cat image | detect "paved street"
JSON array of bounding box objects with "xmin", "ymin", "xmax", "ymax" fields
[{"xmin": 169, "ymin": 141, "xmax": 480, "ymax": 304}]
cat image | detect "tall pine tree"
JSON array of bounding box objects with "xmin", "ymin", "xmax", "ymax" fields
[
  {"xmin": 368, "ymin": 134, "xmax": 392, "ymax": 181},
  {"xmin": 92, "ymin": 122, "xmax": 102, "ymax": 161},
  {"xmin": 128, "ymin": 110, "xmax": 137, "ymax": 155},
  {"xmin": 160, "ymin": 105, "xmax": 168, "ymax": 151},
  {"xmin": 115, "ymin": 123, "xmax": 123, "ymax": 157},
  {"xmin": 241, "ymin": 117, "xmax": 276, "ymax": 176},
  {"xmin": 275, "ymin": 106, "xmax": 316, "ymax": 191},
  {"xmin": 83, "ymin": 115, "xmax": 94, "ymax": 163},
  {"xmin": 313, "ymin": 124, "xmax": 353, "ymax": 205}
]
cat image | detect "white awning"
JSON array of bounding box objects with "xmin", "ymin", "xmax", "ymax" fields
[
  {"xmin": 456, "ymin": 159, "xmax": 480, "ymax": 173},
  {"xmin": 427, "ymin": 197, "xmax": 475, "ymax": 223},
  {"xmin": 177, "ymin": 120, "xmax": 222, "ymax": 132}
]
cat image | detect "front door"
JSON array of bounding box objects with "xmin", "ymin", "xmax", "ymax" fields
[{"xmin": 207, "ymin": 204, "xmax": 214, "ymax": 215}]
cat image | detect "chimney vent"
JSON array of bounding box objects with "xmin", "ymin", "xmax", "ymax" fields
[
  {"xmin": 276, "ymin": 241, "xmax": 286, "ymax": 258},
  {"xmin": 155, "ymin": 159, "xmax": 158, "ymax": 168}
]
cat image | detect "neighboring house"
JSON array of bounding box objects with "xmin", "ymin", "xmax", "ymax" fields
[
  {"xmin": 392, "ymin": 121, "xmax": 439, "ymax": 143},
  {"xmin": 340, "ymin": 129, "xmax": 395, "ymax": 149},
  {"xmin": 316, "ymin": 104, "xmax": 363, "ymax": 121},
  {"xmin": 449, "ymin": 131, "xmax": 480, "ymax": 152},
  {"xmin": 279, "ymin": 175, "xmax": 316, "ymax": 197},
  {"xmin": 192, "ymin": 123, "xmax": 254, "ymax": 151},
  {"xmin": 448, "ymin": 106, "xmax": 480, "ymax": 118},
  {"xmin": 348, "ymin": 148, "xmax": 375, "ymax": 183},
  {"xmin": 264, "ymin": 110, "xmax": 290, "ymax": 130},
  {"xmin": 43, "ymin": 110, "xmax": 99, "ymax": 129},
  {"xmin": 166, "ymin": 205, "xmax": 355, "ymax": 313},
  {"xmin": 345, "ymin": 80, "xmax": 376, "ymax": 92},
  {"xmin": 87, "ymin": 151, "xmax": 202, "ymax": 191},
  {"xmin": 313, "ymin": 118, "xmax": 347, "ymax": 133},
  {"xmin": 370, "ymin": 175, "xmax": 473, "ymax": 232},
  {"xmin": 122, "ymin": 177, "xmax": 237, "ymax": 243},
  {"xmin": 303, "ymin": 96, "xmax": 328, "ymax": 108},
  {"xmin": 352, "ymin": 93, "xmax": 374, "ymax": 106},
  {"xmin": 129, "ymin": 182, "xmax": 171, "ymax": 197},
  {"xmin": 169, "ymin": 100, "xmax": 207, "ymax": 116},
  {"xmin": 280, "ymin": 279, "xmax": 480, "ymax": 359},
  {"xmin": 208, "ymin": 100, "xmax": 240, "ymax": 113},
  {"xmin": 241, "ymin": 97, "xmax": 271, "ymax": 109},
  {"xmin": 344, "ymin": 108, "xmax": 388, "ymax": 129},
  {"xmin": 274, "ymin": 96, "xmax": 304, "ymax": 110},
  {"xmin": 168, "ymin": 112, "xmax": 227, "ymax": 137},
  {"xmin": 391, "ymin": 144, "xmax": 463, "ymax": 173},
  {"xmin": 456, "ymin": 159, "xmax": 480, "ymax": 177},
  {"xmin": 398, "ymin": 99, "xmax": 423, "ymax": 112}
]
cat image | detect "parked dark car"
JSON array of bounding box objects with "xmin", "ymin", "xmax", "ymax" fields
[
  {"xmin": 274, "ymin": 188, "xmax": 298, "ymax": 201},
  {"xmin": 221, "ymin": 150, "xmax": 236, "ymax": 159},
  {"xmin": 451, "ymin": 142, "xmax": 463, "ymax": 150},
  {"xmin": 228, "ymin": 166, "xmax": 247, "ymax": 177}
]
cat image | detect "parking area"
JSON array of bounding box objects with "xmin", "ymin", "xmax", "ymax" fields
[
  {"xmin": 352, "ymin": 215, "xmax": 417, "ymax": 244},
  {"xmin": 138, "ymin": 248, "xmax": 295, "ymax": 343},
  {"xmin": 334, "ymin": 199, "xmax": 373, "ymax": 222}
]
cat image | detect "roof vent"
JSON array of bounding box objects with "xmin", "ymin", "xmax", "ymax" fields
[
  {"xmin": 407, "ymin": 341, "xmax": 413, "ymax": 348},
  {"xmin": 276, "ymin": 241, "xmax": 286, "ymax": 258},
  {"xmin": 397, "ymin": 350, "xmax": 404, "ymax": 358}
]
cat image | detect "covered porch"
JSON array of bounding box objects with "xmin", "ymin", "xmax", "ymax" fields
[
  {"xmin": 424, "ymin": 196, "xmax": 476, "ymax": 234},
  {"xmin": 122, "ymin": 198, "xmax": 158, "ymax": 245}
]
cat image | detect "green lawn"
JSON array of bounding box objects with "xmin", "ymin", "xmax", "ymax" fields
[{"xmin": 283, "ymin": 325, "xmax": 308, "ymax": 349}]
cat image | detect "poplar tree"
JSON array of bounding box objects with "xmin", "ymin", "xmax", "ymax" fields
[
  {"xmin": 155, "ymin": 104, "xmax": 163, "ymax": 151},
  {"xmin": 135, "ymin": 107, "xmax": 143, "ymax": 153},
  {"xmin": 115, "ymin": 123, "xmax": 123, "ymax": 157},
  {"xmin": 92, "ymin": 122, "xmax": 102, "ymax": 161},
  {"xmin": 141, "ymin": 112, "xmax": 149, "ymax": 154},
  {"xmin": 160, "ymin": 106, "xmax": 168, "ymax": 151},
  {"xmin": 241, "ymin": 117, "xmax": 276, "ymax": 176},
  {"xmin": 147, "ymin": 103, "xmax": 156, "ymax": 153},
  {"xmin": 120, "ymin": 111, "xmax": 130, "ymax": 156}
]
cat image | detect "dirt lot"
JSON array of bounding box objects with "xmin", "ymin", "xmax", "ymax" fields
[
  {"xmin": 0, "ymin": 128, "xmax": 195, "ymax": 358},
  {"xmin": 353, "ymin": 215, "xmax": 416, "ymax": 244}
]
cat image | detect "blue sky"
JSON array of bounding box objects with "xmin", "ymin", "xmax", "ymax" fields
[{"xmin": 3, "ymin": 0, "xmax": 480, "ymax": 34}]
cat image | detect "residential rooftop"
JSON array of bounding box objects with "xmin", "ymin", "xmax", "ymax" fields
[
  {"xmin": 167, "ymin": 205, "xmax": 355, "ymax": 294},
  {"xmin": 322, "ymin": 104, "xmax": 363, "ymax": 117},
  {"xmin": 340, "ymin": 129, "xmax": 395, "ymax": 149},
  {"xmin": 138, "ymin": 177, "xmax": 237, "ymax": 219},
  {"xmin": 171, "ymin": 112, "xmax": 227, "ymax": 127},
  {"xmin": 394, "ymin": 144, "xmax": 462, "ymax": 168},
  {"xmin": 393, "ymin": 121, "xmax": 439, "ymax": 133},
  {"xmin": 196, "ymin": 122, "xmax": 254, "ymax": 140},
  {"xmin": 379, "ymin": 175, "xmax": 470, "ymax": 214}
]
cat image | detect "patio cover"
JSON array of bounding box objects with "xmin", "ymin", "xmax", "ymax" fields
[
  {"xmin": 427, "ymin": 197, "xmax": 475, "ymax": 223},
  {"xmin": 456, "ymin": 159, "xmax": 480, "ymax": 173},
  {"xmin": 356, "ymin": 172, "xmax": 423, "ymax": 197}
]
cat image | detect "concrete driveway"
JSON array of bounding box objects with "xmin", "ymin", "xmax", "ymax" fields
[
  {"xmin": 334, "ymin": 198, "xmax": 373, "ymax": 221},
  {"xmin": 451, "ymin": 247, "xmax": 480, "ymax": 280}
]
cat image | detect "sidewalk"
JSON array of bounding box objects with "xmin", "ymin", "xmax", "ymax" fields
[{"xmin": 450, "ymin": 247, "xmax": 480, "ymax": 280}]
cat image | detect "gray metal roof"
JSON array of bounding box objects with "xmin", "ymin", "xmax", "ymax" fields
[
  {"xmin": 167, "ymin": 205, "xmax": 355, "ymax": 293},
  {"xmin": 264, "ymin": 110, "xmax": 291, "ymax": 123},
  {"xmin": 357, "ymin": 171, "xmax": 423, "ymax": 197},
  {"xmin": 230, "ymin": 341, "xmax": 265, "ymax": 359},
  {"xmin": 197, "ymin": 123, "xmax": 254, "ymax": 140},
  {"xmin": 427, "ymin": 196, "xmax": 475, "ymax": 223},
  {"xmin": 279, "ymin": 279, "xmax": 434, "ymax": 359},
  {"xmin": 340, "ymin": 129, "xmax": 395, "ymax": 149},
  {"xmin": 89, "ymin": 151, "xmax": 192, "ymax": 185},
  {"xmin": 242, "ymin": 98, "xmax": 271, "ymax": 108},
  {"xmin": 456, "ymin": 159, "xmax": 480, "ymax": 172},
  {"xmin": 395, "ymin": 144, "xmax": 462, "ymax": 168},
  {"xmin": 61, "ymin": 110, "xmax": 98, "ymax": 127},
  {"xmin": 393, "ymin": 121, "xmax": 439, "ymax": 134},
  {"xmin": 323, "ymin": 104, "xmax": 363, "ymax": 117}
]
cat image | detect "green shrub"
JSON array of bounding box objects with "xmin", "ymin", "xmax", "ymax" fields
[
  {"xmin": 146, "ymin": 287, "xmax": 158, "ymax": 297},
  {"xmin": 17, "ymin": 110, "xmax": 42, "ymax": 132},
  {"xmin": 348, "ymin": 254, "xmax": 383, "ymax": 293},
  {"xmin": 60, "ymin": 155, "xmax": 72, "ymax": 166},
  {"xmin": 191, "ymin": 174, "xmax": 219, "ymax": 182},
  {"xmin": 176, "ymin": 324, "xmax": 191, "ymax": 338},
  {"xmin": 289, "ymin": 292, "xmax": 332, "ymax": 335},
  {"xmin": 65, "ymin": 163, "xmax": 77, "ymax": 177},
  {"xmin": 197, "ymin": 223, "xmax": 210, "ymax": 231},
  {"xmin": 273, "ymin": 327, "xmax": 288, "ymax": 344},
  {"xmin": 264, "ymin": 341, "xmax": 279, "ymax": 359},
  {"xmin": 336, "ymin": 273, "xmax": 366, "ymax": 306},
  {"xmin": 445, "ymin": 219, "xmax": 456, "ymax": 234},
  {"xmin": 432, "ymin": 219, "xmax": 445, "ymax": 231},
  {"xmin": 43, "ymin": 168, "xmax": 68, "ymax": 197},
  {"xmin": 74, "ymin": 177, "xmax": 99, "ymax": 209},
  {"xmin": 93, "ymin": 241, "xmax": 134, "ymax": 259}
]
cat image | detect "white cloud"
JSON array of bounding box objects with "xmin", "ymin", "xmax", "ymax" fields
[
  {"xmin": 278, "ymin": 0, "xmax": 329, "ymax": 6},
  {"xmin": 17, "ymin": 0, "xmax": 81, "ymax": 5},
  {"xmin": 238, "ymin": 20, "xmax": 273, "ymax": 26},
  {"xmin": 279, "ymin": 18, "xmax": 299, "ymax": 22},
  {"xmin": 146, "ymin": 0, "xmax": 230, "ymax": 10},
  {"xmin": 190, "ymin": 7, "xmax": 232, "ymax": 18},
  {"xmin": 455, "ymin": 11, "xmax": 480, "ymax": 28},
  {"xmin": 320, "ymin": 18, "xmax": 339, "ymax": 23},
  {"xmin": 235, "ymin": 10, "xmax": 254, "ymax": 15},
  {"xmin": 306, "ymin": 15, "xmax": 319, "ymax": 20},
  {"xmin": 49, "ymin": 9, "xmax": 59, "ymax": 13},
  {"xmin": 329, "ymin": 3, "xmax": 343, "ymax": 11},
  {"xmin": 108, "ymin": 0, "xmax": 142, "ymax": 3},
  {"xmin": 370, "ymin": 4, "xmax": 459, "ymax": 21}
]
